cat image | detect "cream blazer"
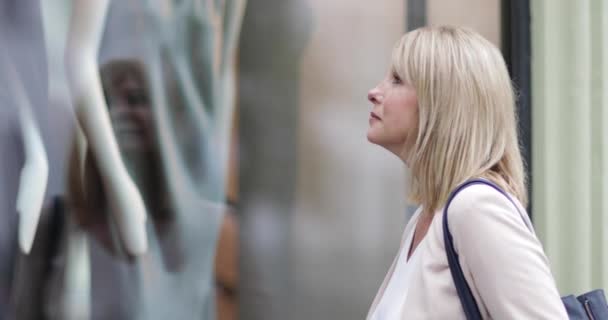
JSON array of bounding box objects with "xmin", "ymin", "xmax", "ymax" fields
[{"xmin": 366, "ymin": 184, "xmax": 568, "ymax": 319}]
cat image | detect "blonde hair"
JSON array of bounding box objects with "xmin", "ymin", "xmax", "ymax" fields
[{"xmin": 392, "ymin": 26, "xmax": 527, "ymax": 213}]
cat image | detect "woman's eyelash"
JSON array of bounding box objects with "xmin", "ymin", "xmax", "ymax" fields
[{"xmin": 391, "ymin": 73, "xmax": 402, "ymax": 84}]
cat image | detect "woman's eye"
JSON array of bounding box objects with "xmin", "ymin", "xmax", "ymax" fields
[{"xmin": 391, "ymin": 73, "xmax": 402, "ymax": 84}]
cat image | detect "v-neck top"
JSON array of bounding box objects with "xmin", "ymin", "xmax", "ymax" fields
[{"xmin": 369, "ymin": 211, "xmax": 423, "ymax": 320}]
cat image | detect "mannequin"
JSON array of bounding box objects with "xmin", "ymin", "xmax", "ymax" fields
[
  {"xmin": 0, "ymin": 1, "xmax": 50, "ymax": 314},
  {"xmin": 0, "ymin": 54, "xmax": 48, "ymax": 255},
  {"xmin": 142, "ymin": 0, "xmax": 246, "ymax": 202},
  {"xmin": 133, "ymin": 2, "xmax": 246, "ymax": 317},
  {"xmin": 13, "ymin": 74, "xmax": 49, "ymax": 255},
  {"xmin": 63, "ymin": 0, "xmax": 245, "ymax": 256},
  {"xmin": 0, "ymin": 1, "xmax": 49, "ymax": 256},
  {"xmin": 64, "ymin": 0, "xmax": 148, "ymax": 255}
]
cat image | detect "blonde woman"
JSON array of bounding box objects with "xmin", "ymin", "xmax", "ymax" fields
[{"xmin": 365, "ymin": 26, "xmax": 567, "ymax": 319}]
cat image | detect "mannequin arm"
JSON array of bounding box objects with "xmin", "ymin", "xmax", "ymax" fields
[
  {"xmin": 141, "ymin": 0, "xmax": 245, "ymax": 201},
  {"xmin": 220, "ymin": 0, "xmax": 247, "ymax": 77},
  {"xmin": 4, "ymin": 62, "xmax": 49, "ymax": 255},
  {"xmin": 1, "ymin": 50, "xmax": 49, "ymax": 254},
  {"xmin": 16, "ymin": 104, "xmax": 48, "ymax": 254},
  {"xmin": 65, "ymin": 0, "xmax": 147, "ymax": 255}
]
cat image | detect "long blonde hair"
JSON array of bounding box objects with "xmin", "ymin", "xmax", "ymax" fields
[{"xmin": 392, "ymin": 26, "xmax": 527, "ymax": 213}]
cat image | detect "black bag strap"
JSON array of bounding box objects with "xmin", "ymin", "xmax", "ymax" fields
[{"xmin": 442, "ymin": 179, "xmax": 525, "ymax": 320}]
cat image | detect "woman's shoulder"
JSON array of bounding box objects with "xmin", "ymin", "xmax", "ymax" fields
[
  {"xmin": 448, "ymin": 182, "xmax": 521, "ymax": 212},
  {"xmin": 445, "ymin": 183, "xmax": 529, "ymax": 235}
]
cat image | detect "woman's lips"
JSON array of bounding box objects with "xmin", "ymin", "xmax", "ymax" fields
[{"xmin": 370, "ymin": 112, "xmax": 381, "ymax": 120}]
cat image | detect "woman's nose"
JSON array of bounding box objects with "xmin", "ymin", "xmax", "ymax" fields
[{"xmin": 368, "ymin": 87, "xmax": 382, "ymax": 105}]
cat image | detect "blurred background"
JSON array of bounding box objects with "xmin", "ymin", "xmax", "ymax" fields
[{"xmin": 0, "ymin": 0, "xmax": 607, "ymax": 319}]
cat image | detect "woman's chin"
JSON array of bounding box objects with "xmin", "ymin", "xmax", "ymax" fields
[{"xmin": 367, "ymin": 130, "xmax": 382, "ymax": 146}]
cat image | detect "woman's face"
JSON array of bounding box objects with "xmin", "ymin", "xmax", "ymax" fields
[
  {"xmin": 104, "ymin": 64, "xmax": 155, "ymax": 152},
  {"xmin": 367, "ymin": 68, "xmax": 419, "ymax": 158}
]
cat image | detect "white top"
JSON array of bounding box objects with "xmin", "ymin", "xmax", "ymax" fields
[{"xmin": 370, "ymin": 210, "xmax": 423, "ymax": 320}]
